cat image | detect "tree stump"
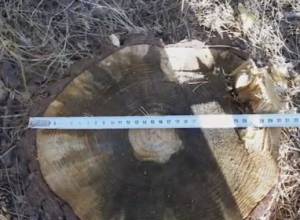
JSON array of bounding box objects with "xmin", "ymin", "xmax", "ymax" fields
[{"xmin": 29, "ymin": 41, "xmax": 280, "ymax": 220}]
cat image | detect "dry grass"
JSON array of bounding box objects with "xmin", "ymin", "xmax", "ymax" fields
[
  {"xmin": 275, "ymin": 128, "xmax": 300, "ymax": 219},
  {"xmin": 0, "ymin": 0, "xmax": 190, "ymax": 96},
  {"xmin": 189, "ymin": 0, "xmax": 300, "ymax": 64},
  {"xmin": 0, "ymin": 0, "xmax": 300, "ymax": 219}
]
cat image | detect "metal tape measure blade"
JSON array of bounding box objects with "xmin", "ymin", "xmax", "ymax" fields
[{"xmin": 28, "ymin": 114, "xmax": 300, "ymax": 129}]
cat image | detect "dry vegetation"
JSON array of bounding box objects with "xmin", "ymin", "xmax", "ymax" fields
[{"xmin": 0, "ymin": 0, "xmax": 299, "ymax": 219}]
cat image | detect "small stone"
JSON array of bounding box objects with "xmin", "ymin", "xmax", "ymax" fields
[{"xmin": 109, "ymin": 34, "xmax": 120, "ymax": 47}]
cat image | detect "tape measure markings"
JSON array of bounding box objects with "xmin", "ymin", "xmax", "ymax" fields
[{"xmin": 28, "ymin": 114, "xmax": 300, "ymax": 129}]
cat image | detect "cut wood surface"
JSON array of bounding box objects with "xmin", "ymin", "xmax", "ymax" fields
[{"xmin": 36, "ymin": 43, "xmax": 279, "ymax": 220}]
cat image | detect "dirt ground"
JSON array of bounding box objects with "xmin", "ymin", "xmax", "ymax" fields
[{"xmin": 0, "ymin": 0, "xmax": 300, "ymax": 219}]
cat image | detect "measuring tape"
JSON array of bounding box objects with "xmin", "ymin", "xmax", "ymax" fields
[{"xmin": 28, "ymin": 114, "xmax": 300, "ymax": 129}]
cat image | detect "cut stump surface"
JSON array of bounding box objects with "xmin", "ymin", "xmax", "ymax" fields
[{"xmin": 33, "ymin": 42, "xmax": 279, "ymax": 220}]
